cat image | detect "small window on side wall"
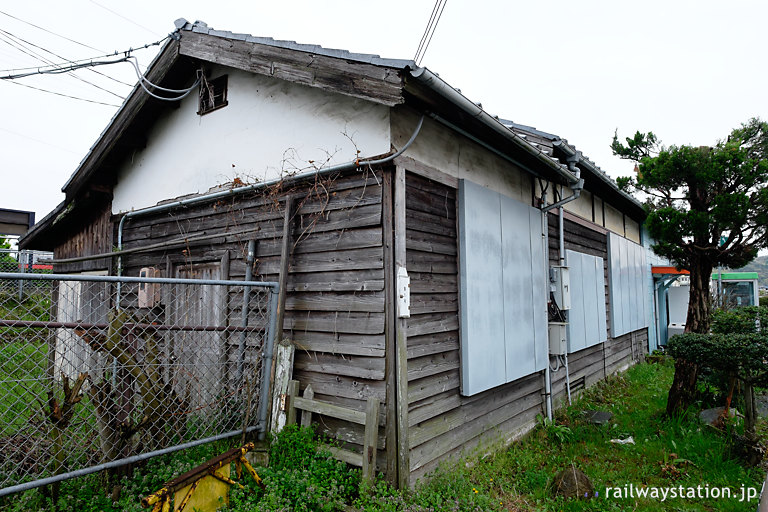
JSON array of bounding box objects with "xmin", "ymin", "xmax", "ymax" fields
[{"xmin": 198, "ymin": 75, "xmax": 228, "ymax": 115}]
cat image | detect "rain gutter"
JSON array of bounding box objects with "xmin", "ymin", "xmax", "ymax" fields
[{"xmin": 408, "ymin": 67, "xmax": 579, "ymax": 186}]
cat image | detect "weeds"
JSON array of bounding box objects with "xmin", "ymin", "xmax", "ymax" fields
[{"xmin": 0, "ymin": 361, "xmax": 763, "ymax": 511}]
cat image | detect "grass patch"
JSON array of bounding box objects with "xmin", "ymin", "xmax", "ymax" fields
[
  {"xmin": 1, "ymin": 360, "xmax": 764, "ymax": 511},
  {"xmin": 385, "ymin": 360, "xmax": 765, "ymax": 511}
]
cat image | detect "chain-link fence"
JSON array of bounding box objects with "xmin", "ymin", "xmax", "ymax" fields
[
  {"xmin": 0, "ymin": 272, "xmax": 278, "ymax": 497},
  {"xmin": 0, "ymin": 249, "xmax": 53, "ymax": 300}
]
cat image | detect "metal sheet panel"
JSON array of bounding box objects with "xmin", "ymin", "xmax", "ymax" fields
[
  {"xmin": 595, "ymin": 256, "xmax": 608, "ymax": 342},
  {"xmin": 458, "ymin": 180, "xmax": 506, "ymax": 395},
  {"xmin": 566, "ymin": 251, "xmax": 586, "ymax": 352},
  {"xmin": 566, "ymin": 250, "xmax": 608, "ymax": 352},
  {"xmin": 620, "ymin": 237, "xmax": 631, "ymax": 334},
  {"xmin": 608, "ymin": 232, "xmax": 650, "ymax": 337},
  {"xmin": 501, "ymin": 195, "xmax": 536, "ymax": 382},
  {"xmin": 529, "ymin": 207, "xmax": 548, "ymax": 372},
  {"xmin": 628, "ymin": 238, "xmax": 640, "ymax": 330}
]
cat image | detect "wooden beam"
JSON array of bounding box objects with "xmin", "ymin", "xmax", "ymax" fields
[
  {"xmin": 382, "ymin": 169, "xmax": 397, "ymax": 484},
  {"xmin": 393, "ymin": 156, "xmax": 459, "ymax": 189},
  {"xmin": 300, "ymin": 384, "xmax": 315, "ymax": 428},
  {"xmin": 179, "ymin": 31, "xmax": 405, "ymax": 107},
  {"xmin": 362, "ymin": 397, "xmax": 381, "ymax": 484},
  {"xmin": 286, "ymin": 379, "xmax": 299, "ymax": 426},
  {"xmin": 273, "ymin": 196, "xmax": 294, "ymax": 345},
  {"xmin": 394, "ymin": 165, "xmax": 410, "ymax": 488}
]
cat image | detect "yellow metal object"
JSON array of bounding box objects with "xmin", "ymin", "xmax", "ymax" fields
[
  {"xmin": 173, "ymin": 466, "xmax": 228, "ymax": 512},
  {"xmin": 141, "ymin": 443, "xmax": 263, "ymax": 512}
]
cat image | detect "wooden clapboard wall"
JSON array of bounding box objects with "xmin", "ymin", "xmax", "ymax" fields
[
  {"xmin": 403, "ymin": 172, "xmax": 544, "ymax": 486},
  {"xmin": 53, "ymin": 202, "xmax": 113, "ymax": 274},
  {"xmin": 120, "ymin": 169, "xmax": 389, "ymax": 467},
  {"xmin": 547, "ymin": 212, "xmax": 648, "ymax": 407}
]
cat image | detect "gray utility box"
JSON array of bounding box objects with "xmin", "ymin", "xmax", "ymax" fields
[
  {"xmin": 550, "ymin": 266, "xmax": 571, "ymax": 310},
  {"xmin": 548, "ymin": 322, "xmax": 568, "ymax": 355}
]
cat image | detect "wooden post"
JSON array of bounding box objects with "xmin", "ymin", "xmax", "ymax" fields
[
  {"xmin": 267, "ymin": 197, "xmax": 294, "ymax": 436},
  {"xmin": 393, "ymin": 165, "xmax": 410, "ymax": 489},
  {"xmin": 273, "ymin": 196, "xmax": 294, "ymax": 347},
  {"xmin": 270, "ymin": 340, "xmax": 295, "ymax": 433},
  {"xmin": 362, "ymin": 397, "xmax": 380, "ymax": 485},
  {"xmin": 382, "ymin": 169, "xmax": 398, "ymax": 484},
  {"xmin": 286, "ymin": 380, "xmax": 299, "ymax": 426},
  {"xmin": 300, "ymin": 384, "xmax": 314, "ymax": 428}
]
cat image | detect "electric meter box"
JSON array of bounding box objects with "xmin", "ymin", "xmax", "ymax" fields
[
  {"xmin": 550, "ymin": 266, "xmax": 571, "ymax": 310},
  {"xmin": 548, "ymin": 322, "xmax": 568, "ymax": 355}
]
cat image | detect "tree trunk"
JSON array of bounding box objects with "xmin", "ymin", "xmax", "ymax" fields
[
  {"xmin": 744, "ymin": 380, "xmax": 756, "ymax": 438},
  {"xmin": 666, "ymin": 261, "xmax": 713, "ymax": 415}
]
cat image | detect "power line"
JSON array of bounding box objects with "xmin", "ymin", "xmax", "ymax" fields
[
  {"xmin": 414, "ymin": 0, "xmax": 448, "ymax": 66},
  {"xmin": 0, "ymin": 127, "xmax": 80, "ymax": 154},
  {"xmin": 0, "ymin": 56, "xmax": 130, "ymax": 80},
  {"xmin": 0, "ymin": 29, "xmax": 125, "ymax": 99},
  {"xmin": 0, "ymin": 9, "xmax": 133, "ymax": 86},
  {"xmin": 0, "ymin": 36, "xmax": 168, "ymax": 78},
  {"xmin": 0, "ymin": 9, "xmax": 104, "ymax": 53},
  {"xmin": 88, "ymin": 0, "xmax": 162, "ymax": 37},
  {"xmin": 4, "ymin": 80, "xmax": 121, "ymax": 107},
  {"xmin": 0, "ymin": 28, "xmax": 128, "ymax": 97}
]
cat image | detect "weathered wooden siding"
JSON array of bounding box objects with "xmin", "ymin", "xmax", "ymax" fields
[
  {"xmin": 52, "ymin": 203, "xmax": 113, "ymax": 273},
  {"xmin": 119, "ymin": 170, "xmax": 390, "ymax": 465},
  {"xmin": 547, "ymin": 211, "xmax": 648, "ymax": 407},
  {"xmin": 403, "ymin": 172, "xmax": 545, "ymax": 486}
]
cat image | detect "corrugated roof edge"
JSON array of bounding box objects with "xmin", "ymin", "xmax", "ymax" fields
[{"xmin": 179, "ymin": 19, "xmax": 416, "ymax": 69}]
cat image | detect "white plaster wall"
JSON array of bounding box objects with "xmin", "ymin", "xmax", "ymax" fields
[
  {"xmin": 603, "ymin": 202, "xmax": 625, "ymax": 236},
  {"xmin": 563, "ymin": 188, "xmax": 593, "ymax": 221},
  {"xmin": 112, "ymin": 67, "xmax": 390, "ymax": 213},
  {"xmin": 391, "ymin": 108, "xmax": 532, "ymax": 204},
  {"xmin": 624, "ymin": 217, "xmax": 641, "ymax": 243},
  {"xmin": 593, "ymin": 197, "xmax": 604, "ymax": 227}
]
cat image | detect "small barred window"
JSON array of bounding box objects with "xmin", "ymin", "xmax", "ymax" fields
[{"xmin": 198, "ymin": 75, "xmax": 228, "ymax": 115}]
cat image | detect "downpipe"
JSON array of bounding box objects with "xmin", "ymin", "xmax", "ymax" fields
[{"xmin": 541, "ymin": 162, "xmax": 584, "ymax": 418}]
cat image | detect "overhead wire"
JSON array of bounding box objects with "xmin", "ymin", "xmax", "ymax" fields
[
  {"xmin": 0, "ymin": 11, "xmax": 134, "ymax": 87},
  {"xmin": 4, "ymin": 80, "xmax": 121, "ymax": 107},
  {"xmin": 0, "ymin": 36, "xmax": 168, "ymax": 77},
  {"xmin": 0, "ymin": 28, "xmax": 126, "ymax": 99},
  {"xmin": 88, "ymin": 0, "xmax": 162, "ymax": 37},
  {"xmin": 126, "ymin": 56, "xmax": 200, "ymax": 100},
  {"xmin": 0, "ymin": 9, "xmax": 104, "ymax": 53},
  {"xmin": 414, "ymin": 0, "xmax": 448, "ymax": 65},
  {"xmin": 414, "ymin": 1, "xmax": 441, "ymax": 62}
]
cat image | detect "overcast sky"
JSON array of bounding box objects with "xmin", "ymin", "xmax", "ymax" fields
[{"xmin": 2, "ymin": 0, "xmax": 767, "ymax": 223}]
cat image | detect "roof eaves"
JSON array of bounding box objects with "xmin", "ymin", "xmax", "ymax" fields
[
  {"xmin": 406, "ymin": 66, "xmax": 578, "ymax": 186},
  {"xmin": 551, "ymin": 139, "xmax": 646, "ymax": 216},
  {"xmin": 179, "ymin": 19, "xmax": 415, "ymax": 70},
  {"xmin": 61, "ymin": 37, "xmax": 179, "ymax": 194}
]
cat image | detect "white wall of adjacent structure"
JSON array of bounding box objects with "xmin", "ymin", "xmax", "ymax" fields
[{"xmin": 112, "ymin": 66, "xmax": 391, "ymax": 214}]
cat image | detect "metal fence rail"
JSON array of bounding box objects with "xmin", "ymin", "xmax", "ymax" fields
[
  {"xmin": 0, "ymin": 249, "xmax": 53, "ymax": 300},
  {"xmin": 0, "ymin": 272, "xmax": 278, "ymax": 497}
]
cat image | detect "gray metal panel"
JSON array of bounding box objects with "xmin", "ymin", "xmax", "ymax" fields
[
  {"xmin": 529, "ymin": 207, "xmax": 548, "ymax": 372},
  {"xmin": 595, "ymin": 256, "xmax": 608, "ymax": 342},
  {"xmin": 565, "ymin": 250, "xmax": 586, "ymax": 352},
  {"xmin": 567, "ymin": 250, "xmax": 608, "ymax": 351},
  {"xmin": 620, "ymin": 237, "xmax": 631, "ymax": 334},
  {"xmin": 608, "ymin": 233, "xmax": 650, "ymax": 337},
  {"xmin": 629, "ymin": 241, "xmax": 641, "ymax": 330},
  {"xmin": 500, "ymin": 195, "xmax": 537, "ymax": 382},
  {"xmin": 458, "ymin": 180, "xmax": 506, "ymax": 396},
  {"xmin": 636, "ymin": 243, "xmax": 649, "ymax": 330},
  {"xmin": 584, "ymin": 254, "xmax": 600, "ymax": 346}
]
